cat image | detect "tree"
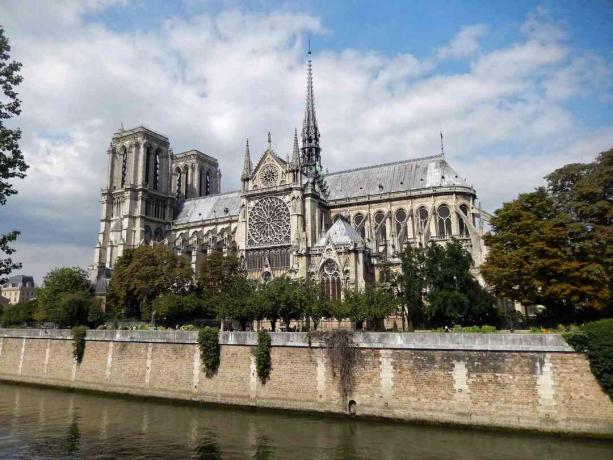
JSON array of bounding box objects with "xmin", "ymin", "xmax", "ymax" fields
[
  {"xmin": 1, "ymin": 299, "xmax": 35, "ymax": 327},
  {"xmin": 255, "ymin": 276, "xmax": 304, "ymax": 331},
  {"xmin": 0, "ymin": 26, "xmax": 28, "ymax": 283},
  {"xmin": 424, "ymin": 241, "xmax": 497, "ymax": 328},
  {"xmin": 152, "ymin": 292, "xmax": 209, "ymax": 327},
  {"xmin": 36, "ymin": 267, "xmax": 92, "ymax": 326},
  {"xmin": 395, "ymin": 245, "xmax": 426, "ymax": 330},
  {"xmin": 106, "ymin": 245, "xmax": 193, "ymax": 320},
  {"xmin": 199, "ymin": 251, "xmax": 244, "ymax": 295},
  {"xmin": 215, "ymin": 276, "xmax": 257, "ymax": 330},
  {"xmin": 481, "ymin": 150, "xmax": 612, "ymax": 324},
  {"xmin": 342, "ymin": 284, "xmax": 398, "ymax": 331}
]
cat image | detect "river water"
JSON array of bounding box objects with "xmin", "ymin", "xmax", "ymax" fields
[{"xmin": 0, "ymin": 383, "xmax": 611, "ymax": 459}]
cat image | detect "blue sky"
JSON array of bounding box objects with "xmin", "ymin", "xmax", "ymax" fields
[{"xmin": 0, "ymin": 0, "xmax": 611, "ymax": 282}]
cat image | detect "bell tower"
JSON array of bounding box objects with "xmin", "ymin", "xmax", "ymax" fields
[{"xmin": 94, "ymin": 126, "xmax": 175, "ymax": 279}]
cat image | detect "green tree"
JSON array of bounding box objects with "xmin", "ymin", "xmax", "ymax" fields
[
  {"xmin": 481, "ymin": 150, "xmax": 612, "ymax": 324},
  {"xmin": 424, "ymin": 241, "xmax": 497, "ymax": 328},
  {"xmin": 255, "ymin": 276, "xmax": 304, "ymax": 331},
  {"xmin": 152, "ymin": 292, "xmax": 209, "ymax": 327},
  {"xmin": 395, "ymin": 245, "xmax": 426, "ymax": 330},
  {"xmin": 36, "ymin": 267, "xmax": 92, "ymax": 326},
  {"xmin": 216, "ymin": 276, "xmax": 257, "ymax": 330},
  {"xmin": 106, "ymin": 245, "xmax": 193, "ymax": 320},
  {"xmin": 1, "ymin": 299, "xmax": 35, "ymax": 327},
  {"xmin": 0, "ymin": 26, "xmax": 28, "ymax": 283},
  {"xmin": 199, "ymin": 251, "xmax": 245, "ymax": 294}
]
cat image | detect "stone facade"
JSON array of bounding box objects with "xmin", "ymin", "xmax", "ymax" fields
[
  {"xmin": 0, "ymin": 275, "xmax": 35, "ymax": 305},
  {"xmin": 94, "ymin": 56, "xmax": 488, "ymax": 294},
  {"xmin": 0, "ymin": 329, "xmax": 612, "ymax": 437}
]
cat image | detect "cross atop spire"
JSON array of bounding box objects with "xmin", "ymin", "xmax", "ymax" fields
[
  {"xmin": 440, "ymin": 131, "xmax": 445, "ymax": 156},
  {"xmin": 301, "ymin": 45, "xmax": 321, "ymax": 179},
  {"xmin": 267, "ymin": 131, "xmax": 272, "ymax": 150}
]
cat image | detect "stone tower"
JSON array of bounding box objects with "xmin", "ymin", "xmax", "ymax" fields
[{"xmin": 94, "ymin": 127, "xmax": 175, "ymax": 277}]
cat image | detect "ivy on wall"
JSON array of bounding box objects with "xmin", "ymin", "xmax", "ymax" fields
[
  {"xmin": 71, "ymin": 326, "xmax": 87, "ymax": 364},
  {"xmin": 256, "ymin": 331, "xmax": 272, "ymax": 384},
  {"xmin": 198, "ymin": 327, "xmax": 220, "ymax": 378}
]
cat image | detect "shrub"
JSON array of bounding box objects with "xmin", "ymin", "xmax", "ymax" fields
[
  {"xmin": 563, "ymin": 319, "xmax": 613, "ymax": 399},
  {"xmin": 71, "ymin": 326, "xmax": 87, "ymax": 364},
  {"xmin": 256, "ymin": 331, "xmax": 272, "ymax": 383},
  {"xmin": 198, "ymin": 327, "xmax": 220, "ymax": 378}
]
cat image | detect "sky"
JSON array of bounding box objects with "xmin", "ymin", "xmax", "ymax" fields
[{"xmin": 0, "ymin": 0, "xmax": 611, "ymax": 283}]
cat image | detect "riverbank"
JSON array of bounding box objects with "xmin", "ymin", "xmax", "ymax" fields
[{"xmin": 0, "ymin": 329, "xmax": 611, "ymax": 438}]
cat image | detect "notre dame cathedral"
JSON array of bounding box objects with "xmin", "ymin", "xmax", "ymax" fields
[{"xmin": 94, "ymin": 54, "xmax": 488, "ymax": 298}]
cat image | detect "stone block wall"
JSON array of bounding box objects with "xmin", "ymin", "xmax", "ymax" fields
[{"xmin": 0, "ymin": 330, "xmax": 611, "ymax": 437}]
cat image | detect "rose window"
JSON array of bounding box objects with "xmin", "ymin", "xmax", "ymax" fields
[
  {"xmin": 260, "ymin": 165, "xmax": 280, "ymax": 188},
  {"xmin": 247, "ymin": 197, "xmax": 291, "ymax": 247}
]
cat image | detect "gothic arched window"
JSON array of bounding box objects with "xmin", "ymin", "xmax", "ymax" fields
[
  {"xmin": 395, "ymin": 209, "xmax": 407, "ymax": 246},
  {"xmin": 199, "ymin": 169, "xmax": 204, "ymax": 197},
  {"xmin": 153, "ymin": 149, "xmax": 160, "ymax": 190},
  {"xmin": 206, "ymin": 171, "xmax": 211, "ymax": 195},
  {"xmin": 417, "ymin": 207, "xmax": 429, "ymax": 233},
  {"xmin": 120, "ymin": 147, "xmax": 128, "ymax": 187},
  {"xmin": 437, "ymin": 205, "xmax": 452, "ymax": 237},
  {"xmin": 144, "ymin": 146, "xmax": 151, "ymax": 185},
  {"xmin": 458, "ymin": 204, "xmax": 469, "ymax": 237},
  {"xmin": 154, "ymin": 227, "xmax": 164, "ymax": 243},
  {"xmin": 321, "ymin": 259, "xmax": 341, "ymax": 301},
  {"xmin": 183, "ymin": 167, "xmax": 189, "ymax": 197},
  {"xmin": 353, "ymin": 213, "xmax": 366, "ymax": 238},
  {"xmin": 175, "ymin": 168, "xmax": 182, "ymax": 196},
  {"xmin": 374, "ymin": 211, "xmax": 386, "ymax": 244}
]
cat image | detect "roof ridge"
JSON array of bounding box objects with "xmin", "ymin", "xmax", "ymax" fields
[
  {"xmin": 327, "ymin": 154, "xmax": 444, "ymax": 176},
  {"xmin": 182, "ymin": 190, "xmax": 240, "ymax": 202}
]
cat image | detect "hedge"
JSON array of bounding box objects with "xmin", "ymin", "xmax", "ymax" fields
[{"xmin": 563, "ymin": 319, "xmax": 613, "ymax": 399}]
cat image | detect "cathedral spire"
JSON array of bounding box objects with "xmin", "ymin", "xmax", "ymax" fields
[
  {"xmin": 291, "ymin": 128, "xmax": 300, "ymax": 168},
  {"xmin": 241, "ymin": 138, "xmax": 252, "ymax": 179},
  {"xmin": 300, "ymin": 47, "xmax": 321, "ymax": 178}
]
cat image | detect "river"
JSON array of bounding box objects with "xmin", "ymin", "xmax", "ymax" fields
[{"xmin": 0, "ymin": 382, "xmax": 611, "ymax": 459}]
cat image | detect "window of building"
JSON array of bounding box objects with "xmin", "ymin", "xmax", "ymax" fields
[
  {"xmin": 206, "ymin": 171, "xmax": 211, "ymax": 195},
  {"xmin": 353, "ymin": 213, "xmax": 366, "ymax": 238},
  {"xmin": 437, "ymin": 205, "xmax": 452, "ymax": 237},
  {"xmin": 175, "ymin": 168, "xmax": 182, "ymax": 196},
  {"xmin": 321, "ymin": 259, "xmax": 341, "ymax": 301},
  {"xmin": 153, "ymin": 149, "xmax": 160, "ymax": 190},
  {"xmin": 199, "ymin": 169, "xmax": 205, "ymax": 197},
  {"xmin": 395, "ymin": 209, "xmax": 407, "ymax": 246},
  {"xmin": 458, "ymin": 204, "xmax": 469, "ymax": 237},
  {"xmin": 417, "ymin": 207, "xmax": 429, "ymax": 233},
  {"xmin": 374, "ymin": 211, "xmax": 386, "ymax": 244},
  {"xmin": 120, "ymin": 147, "xmax": 128, "ymax": 187},
  {"xmin": 145, "ymin": 146, "xmax": 151, "ymax": 184}
]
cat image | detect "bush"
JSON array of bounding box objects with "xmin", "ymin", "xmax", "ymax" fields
[
  {"xmin": 198, "ymin": 327, "xmax": 220, "ymax": 378},
  {"xmin": 1, "ymin": 300, "xmax": 35, "ymax": 327},
  {"xmin": 563, "ymin": 319, "xmax": 613, "ymax": 399},
  {"xmin": 71, "ymin": 326, "xmax": 87, "ymax": 364},
  {"xmin": 256, "ymin": 331, "xmax": 272, "ymax": 383}
]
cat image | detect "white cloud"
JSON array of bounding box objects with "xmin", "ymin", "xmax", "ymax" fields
[
  {"xmin": 436, "ymin": 24, "xmax": 488, "ymax": 60},
  {"xmin": 0, "ymin": 3, "xmax": 611, "ymax": 282}
]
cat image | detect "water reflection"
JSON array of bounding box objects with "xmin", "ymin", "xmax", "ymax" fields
[{"xmin": 0, "ymin": 382, "xmax": 611, "ymax": 459}]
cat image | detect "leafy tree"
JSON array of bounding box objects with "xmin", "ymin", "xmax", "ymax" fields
[
  {"xmin": 152, "ymin": 292, "xmax": 209, "ymax": 327},
  {"xmin": 199, "ymin": 251, "xmax": 244, "ymax": 295},
  {"xmin": 215, "ymin": 276, "xmax": 257, "ymax": 330},
  {"xmin": 255, "ymin": 276, "xmax": 304, "ymax": 331},
  {"xmin": 53, "ymin": 291, "xmax": 91, "ymax": 328},
  {"xmin": 424, "ymin": 241, "xmax": 497, "ymax": 327},
  {"xmin": 1, "ymin": 299, "xmax": 35, "ymax": 326},
  {"xmin": 342, "ymin": 284, "xmax": 398, "ymax": 330},
  {"xmin": 106, "ymin": 245, "xmax": 193, "ymax": 320},
  {"xmin": 481, "ymin": 150, "xmax": 612, "ymax": 324},
  {"xmin": 87, "ymin": 298, "xmax": 106, "ymax": 328},
  {"xmin": 394, "ymin": 245, "xmax": 426, "ymax": 330},
  {"xmin": 0, "ymin": 26, "xmax": 28, "ymax": 283},
  {"xmin": 36, "ymin": 267, "xmax": 92, "ymax": 326}
]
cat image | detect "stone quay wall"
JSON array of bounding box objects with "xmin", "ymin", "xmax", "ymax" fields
[{"xmin": 0, "ymin": 329, "xmax": 611, "ymax": 437}]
